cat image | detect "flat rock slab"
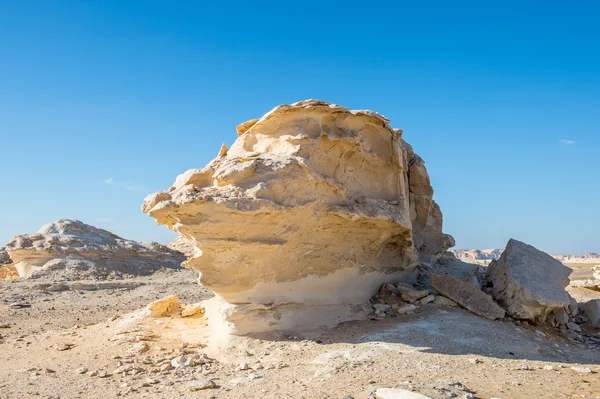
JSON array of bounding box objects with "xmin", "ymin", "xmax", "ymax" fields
[
  {"xmin": 376, "ymin": 388, "xmax": 432, "ymax": 399},
  {"xmin": 431, "ymin": 273, "xmax": 505, "ymax": 320},
  {"xmin": 486, "ymin": 239, "xmax": 572, "ymax": 320}
]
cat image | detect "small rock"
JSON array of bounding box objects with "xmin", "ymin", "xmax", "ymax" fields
[
  {"xmin": 394, "ymin": 303, "xmax": 417, "ymax": 314},
  {"xmin": 129, "ymin": 342, "xmax": 150, "ymax": 355},
  {"xmin": 468, "ymin": 358, "xmax": 483, "ymax": 364},
  {"xmin": 75, "ymin": 367, "xmax": 88, "ymax": 374},
  {"xmin": 433, "ymin": 296, "xmax": 458, "ymax": 307},
  {"xmin": 146, "ymin": 295, "xmax": 181, "ymax": 317},
  {"xmin": 97, "ymin": 370, "xmax": 111, "ymax": 378},
  {"xmin": 543, "ymin": 365, "xmax": 555, "ymax": 371},
  {"xmin": 396, "ymin": 283, "xmax": 430, "ymax": 303},
  {"xmin": 181, "ymin": 303, "xmax": 205, "ymax": 317},
  {"xmin": 188, "ymin": 379, "xmax": 216, "ymax": 391},
  {"xmin": 567, "ymin": 322, "xmax": 582, "ymax": 332},
  {"xmin": 55, "ymin": 343, "xmax": 74, "ymax": 351},
  {"xmin": 248, "ymin": 372, "xmax": 262, "ymax": 380},
  {"xmin": 237, "ymin": 362, "xmax": 250, "ymax": 371},
  {"xmin": 571, "ymin": 366, "xmax": 592, "ymax": 373},
  {"xmin": 113, "ymin": 365, "xmax": 134, "ymax": 374},
  {"xmin": 419, "ymin": 294, "xmax": 435, "ymax": 305},
  {"xmin": 0, "ymin": 323, "xmax": 10, "ymax": 328}
]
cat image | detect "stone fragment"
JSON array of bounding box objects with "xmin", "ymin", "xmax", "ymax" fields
[
  {"xmin": 571, "ymin": 366, "xmax": 592, "ymax": 373},
  {"xmin": 486, "ymin": 239, "xmax": 572, "ymax": 321},
  {"xmin": 181, "ymin": 303, "xmax": 205, "ymax": 317},
  {"xmin": 142, "ymin": 99, "xmax": 454, "ymax": 334},
  {"xmin": 129, "ymin": 342, "xmax": 150, "ymax": 355},
  {"xmin": 568, "ymin": 298, "xmax": 579, "ymax": 317},
  {"xmin": 147, "ymin": 295, "xmax": 181, "ymax": 317},
  {"xmin": 75, "ymin": 367, "xmax": 88, "ymax": 374},
  {"xmin": 394, "ymin": 304, "xmax": 417, "ymax": 314},
  {"xmin": 433, "ymin": 296, "xmax": 458, "ymax": 307},
  {"xmin": 419, "ymin": 294, "xmax": 435, "ymax": 304},
  {"xmin": 431, "ymin": 274, "xmax": 505, "ymax": 320},
  {"xmin": 581, "ymin": 299, "xmax": 600, "ymax": 327},
  {"xmin": 552, "ymin": 308, "xmax": 569, "ymax": 326},
  {"xmin": 113, "ymin": 365, "xmax": 134, "ymax": 374},
  {"xmin": 55, "ymin": 343, "xmax": 74, "ymax": 351},
  {"xmin": 188, "ymin": 379, "xmax": 216, "ymax": 391},
  {"xmin": 0, "ymin": 323, "xmax": 10, "ymax": 328},
  {"xmin": 5, "ymin": 219, "xmax": 185, "ymax": 279},
  {"xmin": 376, "ymin": 388, "xmax": 433, "ymax": 399},
  {"xmin": 396, "ymin": 283, "xmax": 430, "ymax": 303}
]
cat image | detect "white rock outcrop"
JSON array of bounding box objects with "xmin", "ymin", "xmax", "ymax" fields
[
  {"xmin": 486, "ymin": 239, "xmax": 572, "ymax": 321},
  {"xmin": 143, "ymin": 100, "xmax": 453, "ymax": 334},
  {"xmin": 5, "ymin": 219, "xmax": 185, "ymax": 279}
]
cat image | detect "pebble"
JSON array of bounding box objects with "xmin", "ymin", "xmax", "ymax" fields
[
  {"xmin": 113, "ymin": 365, "xmax": 134, "ymax": 374},
  {"xmin": 419, "ymin": 294, "xmax": 435, "ymax": 304},
  {"xmin": 468, "ymin": 358, "xmax": 483, "ymax": 364},
  {"xmin": 237, "ymin": 362, "xmax": 250, "ymax": 371},
  {"xmin": 248, "ymin": 372, "xmax": 262, "ymax": 380},
  {"xmin": 0, "ymin": 323, "xmax": 11, "ymax": 328},
  {"xmin": 55, "ymin": 343, "xmax": 74, "ymax": 351},
  {"xmin": 75, "ymin": 367, "xmax": 88, "ymax": 374},
  {"xmin": 395, "ymin": 304, "xmax": 417, "ymax": 314},
  {"xmin": 129, "ymin": 342, "xmax": 150, "ymax": 355},
  {"xmin": 188, "ymin": 379, "xmax": 216, "ymax": 391},
  {"xmin": 9, "ymin": 302, "xmax": 31, "ymax": 309},
  {"xmin": 543, "ymin": 365, "xmax": 555, "ymax": 371}
]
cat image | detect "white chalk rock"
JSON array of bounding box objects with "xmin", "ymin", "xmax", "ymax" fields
[{"xmin": 142, "ymin": 100, "xmax": 453, "ymax": 334}]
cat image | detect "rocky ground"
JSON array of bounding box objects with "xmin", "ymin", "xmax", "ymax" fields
[{"xmin": 1, "ymin": 267, "xmax": 599, "ymax": 399}]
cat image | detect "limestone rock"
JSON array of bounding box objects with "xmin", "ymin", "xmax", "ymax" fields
[
  {"xmin": 0, "ymin": 264, "xmax": 19, "ymax": 280},
  {"xmin": 5, "ymin": 219, "xmax": 185, "ymax": 279},
  {"xmin": 431, "ymin": 274, "xmax": 506, "ymax": 320},
  {"xmin": 581, "ymin": 299, "xmax": 600, "ymax": 327},
  {"xmin": 486, "ymin": 239, "xmax": 572, "ymax": 321},
  {"xmin": 147, "ymin": 295, "xmax": 181, "ymax": 317},
  {"xmin": 376, "ymin": 388, "xmax": 432, "ymax": 399},
  {"xmin": 181, "ymin": 303, "xmax": 205, "ymax": 317},
  {"xmin": 142, "ymin": 100, "xmax": 453, "ymax": 334}
]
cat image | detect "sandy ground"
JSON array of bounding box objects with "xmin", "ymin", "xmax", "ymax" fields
[{"xmin": 1, "ymin": 267, "xmax": 599, "ymax": 399}]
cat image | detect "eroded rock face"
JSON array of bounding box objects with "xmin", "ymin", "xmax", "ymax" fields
[
  {"xmin": 486, "ymin": 239, "xmax": 572, "ymax": 321},
  {"xmin": 0, "ymin": 247, "xmax": 11, "ymax": 265},
  {"xmin": 168, "ymin": 236, "xmax": 199, "ymax": 258},
  {"xmin": 5, "ymin": 219, "xmax": 185, "ymax": 279},
  {"xmin": 143, "ymin": 100, "xmax": 453, "ymax": 333}
]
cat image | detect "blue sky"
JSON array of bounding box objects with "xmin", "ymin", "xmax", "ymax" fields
[{"xmin": 1, "ymin": 1, "xmax": 599, "ymax": 254}]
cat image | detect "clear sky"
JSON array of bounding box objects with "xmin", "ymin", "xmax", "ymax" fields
[{"xmin": 1, "ymin": 1, "xmax": 599, "ymax": 254}]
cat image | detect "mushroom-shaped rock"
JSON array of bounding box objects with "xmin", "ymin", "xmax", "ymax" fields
[
  {"xmin": 486, "ymin": 239, "xmax": 572, "ymax": 321},
  {"xmin": 142, "ymin": 100, "xmax": 453, "ymax": 334}
]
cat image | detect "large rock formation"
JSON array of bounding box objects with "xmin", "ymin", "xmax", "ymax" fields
[
  {"xmin": 451, "ymin": 249, "xmax": 503, "ymax": 263},
  {"xmin": 5, "ymin": 219, "xmax": 185, "ymax": 279},
  {"xmin": 486, "ymin": 239, "xmax": 572, "ymax": 321},
  {"xmin": 143, "ymin": 100, "xmax": 453, "ymax": 334}
]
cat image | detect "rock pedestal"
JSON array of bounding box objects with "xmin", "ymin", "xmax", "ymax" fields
[{"xmin": 143, "ymin": 100, "xmax": 453, "ymax": 334}]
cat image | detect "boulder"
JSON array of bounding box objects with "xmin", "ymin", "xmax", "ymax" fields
[
  {"xmin": 431, "ymin": 273, "xmax": 505, "ymax": 320},
  {"xmin": 486, "ymin": 239, "xmax": 572, "ymax": 321},
  {"xmin": 581, "ymin": 299, "xmax": 600, "ymax": 327},
  {"xmin": 142, "ymin": 100, "xmax": 454, "ymax": 334},
  {"xmin": 5, "ymin": 219, "xmax": 185, "ymax": 279}
]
